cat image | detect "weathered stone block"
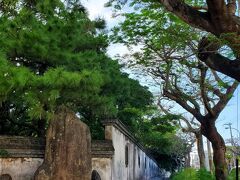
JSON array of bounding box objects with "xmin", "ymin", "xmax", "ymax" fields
[{"xmin": 34, "ymin": 106, "xmax": 91, "ymax": 180}]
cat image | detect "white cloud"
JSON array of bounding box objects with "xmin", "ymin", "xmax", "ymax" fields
[
  {"xmin": 82, "ymin": 0, "xmax": 117, "ymax": 28},
  {"xmin": 83, "ymin": 0, "xmax": 126, "ymax": 56}
]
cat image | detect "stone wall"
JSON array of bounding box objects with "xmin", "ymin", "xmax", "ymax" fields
[
  {"xmin": 0, "ymin": 119, "xmax": 163, "ymax": 180},
  {"xmin": 91, "ymin": 140, "xmax": 114, "ymax": 180},
  {"xmin": 0, "ymin": 158, "xmax": 43, "ymax": 180},
  {"xmin": 0, "ymin": 137, "xmax": 114, "ymax": 180},
  {"xmin": 0, "ymin": 136, "xmax": 44, "ymax": 180},
  {"xmin": 103, "ymin": 119, "xmax": 162, "ymax": 180}
]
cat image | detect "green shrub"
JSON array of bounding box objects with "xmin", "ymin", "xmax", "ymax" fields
[
  {"xmin": 196, "ymin": 168, "xmax": 215, "ymax": 180},
  {"xmin": 171, "ymin": 168, "xmax": 197, "ymax": 180},
  {"xmin": 171, "ymin": 168, "xmax": 214, "ymax": 180},
  {"xmin": 228, "ymin": 168, "xmax": 240, "ymax": 180}
]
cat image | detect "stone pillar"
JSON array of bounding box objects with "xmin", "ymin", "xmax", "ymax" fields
[{"xmin": 34, "ymin": 106, "xmax": 92, "ymax": 180}]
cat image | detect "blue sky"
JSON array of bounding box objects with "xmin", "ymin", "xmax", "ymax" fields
[
  {"xmin": 82, "ymin": 0, "xmax": 240, "ymax": 141},
  {"xmin": 82, "ymin": 0, "xmax": 128, "ymax": 57}
]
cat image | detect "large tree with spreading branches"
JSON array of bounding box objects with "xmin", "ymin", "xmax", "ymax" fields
[
  {"xmin": 110, "ymin": 7, "xmax": 239, "ymax": 179},
  {"xmin": 108, "ymin": 0, "xmax": 240, "ymax": 80}
]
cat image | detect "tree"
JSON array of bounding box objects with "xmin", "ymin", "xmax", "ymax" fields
[
  {"xmin": 108, "ymin": 0, "xmax": 240, "ymax": 80},
  {"xmin": 0, "ymin": 0, "xmax": 153, "ymax": 138},
  {"xmin": 0, "ymin": 1, "xmax": 185, "ymax": 175},
  {"xmin": 181, "ymin": 120, "xmax": 206, "ymax": 169},
  {"xmin": 0, "ymin": 0, "xmax": 105, "ymax": 136},
  {"xmin": 127, "ymin": 109, "xmax": 194, "ymax": 171},
  {"xmin": 110, "ymin": 7, "xmax": 238, "ymax": 179},
  {"xmin": 159, "ymin": 103, "xmax": 206, "ymax": 169}
]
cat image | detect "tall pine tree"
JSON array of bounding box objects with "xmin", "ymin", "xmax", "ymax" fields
[{"xmin": 0, "ymin": 0, "xmax": 153, "ymax": 137}]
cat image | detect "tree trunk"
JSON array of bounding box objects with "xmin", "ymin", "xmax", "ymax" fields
[
  {"xmin": 185, "ymin": 152, "xmax": 191, "ymax": 168},
  {"xmin": 207, "ymin": 139, "xmax": 214, "ymax": 173},
  {"xmin": 195, "ymin": 131, "xmax": 206, "ymax": 169},
  {"xmin": 201, "ymin": 120, "xmax": 227, "ymax": 180}
]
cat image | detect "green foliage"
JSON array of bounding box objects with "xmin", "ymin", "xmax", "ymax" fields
[
  {"xmin": 110, "ymin": 5, "xmax": 200, "ymax": 166},
  {"xmin": 228, "ymin": 167, "xmax": 240, "ymax": 180},
  {"xmin": 171, "ymin": 168, "xmax": 214, "ymax": 180},
  {"xmin": 171, "ymin": 168, "xmax": 197, "ymax": 180},
  {"xmin": 109, "ymin": 0, "xmax": 235, "ymax": 100},
  {"xmin": 0, "ymin": 0, "xmax": 197, "ymax": 173},
  {"xmin": 0, "ymin": 149, "xmax": 10, "ymax": 157},
  {"xmin": 109, "ymin": 0, "xmax": 237, "ymax": 172},
  {"xmin": 0, "ymin": 0, "xmax": 153, "ymax": 137},
  {"xmin": 121, "ymin": 107, "xmax": 191, "ymax": 171},
  {"xmin": 196, "ymin": 168, "xmax": 215, "ymax": 180}
]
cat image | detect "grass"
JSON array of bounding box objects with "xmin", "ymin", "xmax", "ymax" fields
[
  {"xmin": 170, "ymin": 168, "xmax": 214, "ymax": 180},
  {"xmin": 228, "ymin": 168, "xmax": 240, "ymax": 180}
]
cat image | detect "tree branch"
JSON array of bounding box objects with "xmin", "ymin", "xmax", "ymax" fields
[
  {"xmin": 158, "ymin": 102, "xmax": 199, "ymax": 133},
  {"xmin": 179, "ymin": 116, "xmax": 199, "ymax": 133},
  {"xmin": 209, "ymin": 70, "xmax": 225, "ymax": 97},
  {"xmin": 198, "ymin": 37, "xmax": 240, "ymax": 81},
  {"xmin": 212, "ymin": 80, "xmax": 239, "ymax": 118},
  {"xmin": 172, "ymin": 86, "xmax": 200, "ymax": 112},
  {"xmin": 199, "ymin": 64, "xmax": 214, "ymax": 116},
  {"xmin": 187, "ymin": 66, "xmax": 199, "ymax": 84},
  {"xmin": 157, "ymin": 0, "xmax": 240, "ymax": 38},
  {"xmin": 163, "ymin": 89, "xmax": 203, "ymax": 122},
  {"xmin": 158, "ymin": 0, "xmax": 212, "ymax": 32}
]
